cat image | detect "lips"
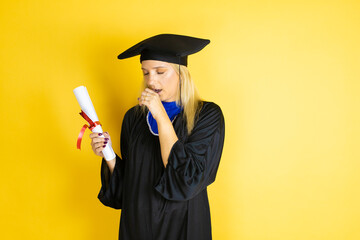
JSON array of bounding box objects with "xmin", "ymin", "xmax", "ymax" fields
[{"xmin": 154, "ymin": 89, "xmax": 162, "ymax": 93}]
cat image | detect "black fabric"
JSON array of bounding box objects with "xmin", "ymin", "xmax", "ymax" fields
[
  {"xmin": 140, "ymin": 49, "xmax": 188, "ymax": 67},
  {"xmin": 117, "ymin": 34, "xmax": 210, "ymax": 66},
  {"xmin": 98, "ymin": 101, "xmax": 225, "ymax": 240}
]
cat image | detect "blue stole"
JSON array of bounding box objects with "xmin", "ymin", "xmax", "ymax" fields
[{"xmin": 147, "ymin": 101, "xmax": 182, "ymax": 136}]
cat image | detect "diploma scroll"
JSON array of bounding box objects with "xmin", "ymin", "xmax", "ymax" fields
[{"xmin": 73, "ymin": 86, "xmax": 116, "ymax": 161}]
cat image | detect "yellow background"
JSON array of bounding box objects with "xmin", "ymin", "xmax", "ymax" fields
[{"xmin": 1, "ymin": 0, "xmax": 359, "ymax": 239}]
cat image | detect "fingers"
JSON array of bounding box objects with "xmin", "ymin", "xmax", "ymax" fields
[
  {"xmin": 87, "ymin": 131, "xmax": 112, "ymax": 158},
  {"xmin": 89, "ymin": 131, "xmax": 111, "ymax": 158},
  {"xmin": 89, "ymin": 132, "xmax": 104, "ymax": 139},
  {"xmin": 139, "ymin": 88, "xmax": 157, "ymax": 106},
  {"xmin": 90, "ymin": 132, "xmax": 110, "ymax": 141},
  {"xmin": 90, "ymin": 135, "xmax": 109, "ymax": 143},
  {"xmin": 93, "ymin": 142, "xmax": 107, "ymax": 150},
  {"xmin": 91, "ymin": 138, "xmax": 108, "ymax": 157},
  {"xmin": 102, "ymin": 132, "xmax": 112, "ymax": 147},
  {"xmin": 91, "ymin": 137, "xmax": 109, "ymax": 144},
  {"xmin": 139, "ymin": 92, "xmax": 148, "ymax": 106},
  {"xmin": 144, "ymin": 88, "xmax": 156, "ymax": 94},
  {"xmin": 142, "ymin": 88, "xmax": 156, "ymax": 98},
  {"xmin": 93, "ymin": 143, "xmax": 106, "ymax": 157}
]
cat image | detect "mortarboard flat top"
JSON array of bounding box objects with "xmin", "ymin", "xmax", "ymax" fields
[{"xmin": 117, "ymin": 33, "xmax": 210, "ymax": 66}]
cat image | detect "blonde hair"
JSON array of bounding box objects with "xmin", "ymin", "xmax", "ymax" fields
[{"xmin": 140, "ymin": 63, "xmax": 202, "ymax": 134}]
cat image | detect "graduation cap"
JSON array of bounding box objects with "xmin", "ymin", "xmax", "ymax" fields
[{"xmin": 117, "ymin": 33, "xmax": 210, "ymax": 66}]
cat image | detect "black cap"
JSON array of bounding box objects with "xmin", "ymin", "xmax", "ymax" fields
[{"xmin": 117, "ymin": 34, "xmax": 210, "ymax": 66}]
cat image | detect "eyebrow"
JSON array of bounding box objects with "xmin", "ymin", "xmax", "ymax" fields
[{"xmin": 141, "ymin": 66, "xmax": 167, "ymax": 70}]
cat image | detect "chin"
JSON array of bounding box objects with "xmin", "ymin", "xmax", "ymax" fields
[{"xmin": 160, "ymin": 95, "xmax": 169, "ymax": 102}]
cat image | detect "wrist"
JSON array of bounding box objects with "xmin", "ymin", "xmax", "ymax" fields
[
  {"xmin": 153, "ymin": 107, "xmax": 167, "ymax": 122},
  {"xmin": 156, "ymin": 113, "xmax": 172, "ymax": 128}
]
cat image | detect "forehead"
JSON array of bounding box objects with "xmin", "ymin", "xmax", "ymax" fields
[{"xmin": 141, "ymin": 60, "xmax": 170, "ymax": 69}]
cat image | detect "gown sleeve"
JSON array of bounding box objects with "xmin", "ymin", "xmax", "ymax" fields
[
  {"xmin": 154, "ymin": 102, "xmax": 225, "ymax": 201},
  {"xmin": 97, "ymin": 110, "xmax": 131, "ymax": 209}
]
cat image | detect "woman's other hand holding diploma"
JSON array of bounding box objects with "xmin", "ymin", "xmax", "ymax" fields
[{"xmin": 90, "ymin": 132, "xmax": 116, "ymax": 174}]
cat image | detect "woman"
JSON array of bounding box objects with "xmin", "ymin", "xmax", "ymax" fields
[{"xmin": 90, "ymin": 34, "xmax": 225, "ymax": 240}]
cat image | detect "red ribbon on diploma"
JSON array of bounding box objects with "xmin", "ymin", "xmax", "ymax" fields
[{"xmin": 77, "ymin": 110, "xmax": 101, "ymax": 150}]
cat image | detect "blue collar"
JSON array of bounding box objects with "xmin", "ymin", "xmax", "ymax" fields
[{"xmin": 146, "ymin": 101, "xmax": 182, "ymax": 136}]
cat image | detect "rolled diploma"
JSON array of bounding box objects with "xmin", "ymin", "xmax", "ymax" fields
[{"xmin": 73, "ymin": 86, "xmax": 116, "ymax": 161}]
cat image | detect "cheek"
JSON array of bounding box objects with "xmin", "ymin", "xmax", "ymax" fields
[{"xmin": 164, "ymin": 73, "xmax": 178, "ymax": 91}]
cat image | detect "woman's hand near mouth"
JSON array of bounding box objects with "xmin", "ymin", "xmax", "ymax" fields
[
  {"xmin": 139, "ymin": 88, "xmax": 167, "ymax": 121},
  {"xmin": 139, "ymin": 87, "xmax": 178, "ymax": 167}
]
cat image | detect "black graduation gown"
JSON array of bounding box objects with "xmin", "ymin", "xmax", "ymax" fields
[{"xmin": 98, "ymin": 101, "xmax": 225, "ymax": 240}]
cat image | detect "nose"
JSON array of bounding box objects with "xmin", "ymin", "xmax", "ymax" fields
[{"xmin": 147, "ymin": 73, "xmax": 157, "ymax": 87}]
